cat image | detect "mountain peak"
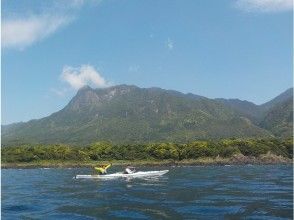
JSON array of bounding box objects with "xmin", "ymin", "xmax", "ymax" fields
[
  {"xmin": 67, "ymin": 86, "xmax": 100, "ymax": 111},
  {"xmin": 261, "ymin": 87, "xmax": 293, "ymax": 110},
  {"xmin": 78, "ymin": 85, "xmax": 93, "ymax": 91},
  {"xmin": 107, "ymin": 84, "xmax": 138, "ymax": 91},
  {"xmin": 67, "ymin": 84, "xmax": 138, "ymax": 112},
  {"xmin": 75, "ymin": 85, "xmax": 94, "ymax": 96}
]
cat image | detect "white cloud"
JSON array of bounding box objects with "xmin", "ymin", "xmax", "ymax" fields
[
  {"xmin": 2, "ymin": 0, "xmax": 102, "ymax": 50},
  {"xmin": 2, "ymin": 15, "xmax": 71, "ymax": 49},
  {"xmin": 166, "ymin": 38, "xmax": 174, "ymax": 50},
  {"xmin": 235, "ymin": 0, "xmax": 293, "ymax": 12},
  {"xmin": 60, "ymin": 65, "xmax": 111, "ymax": 90}
]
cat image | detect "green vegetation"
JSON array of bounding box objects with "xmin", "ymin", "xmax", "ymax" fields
[
  {"xmin": 4, "ymin": 85, "xmax": 292, "ymax": 146},
  {"xmin": 2, "ymin": 138, "xmax": 292, "ymax": 167},
  {"xmin": 260, "ymin": 98, "xmax": 293, "ymax": 138}
]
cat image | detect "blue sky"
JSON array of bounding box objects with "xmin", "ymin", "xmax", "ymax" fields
[{"xmin": 2, "ymin": 0, "xmax": 293, "ymax": 124}]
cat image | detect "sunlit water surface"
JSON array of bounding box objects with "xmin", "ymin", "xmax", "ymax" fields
[{"xmin": 2, "ymin": 165, "xmax": 293, "ymax": 219}]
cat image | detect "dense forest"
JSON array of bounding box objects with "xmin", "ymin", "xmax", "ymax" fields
[{"xmin": 2, "ymin": 138, "xmax": 292, "ymax": 164}]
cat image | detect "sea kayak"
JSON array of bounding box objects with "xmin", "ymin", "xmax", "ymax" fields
[{"xmin": 75, "ymin": 170, "xmax": 169, "ymax": 179}]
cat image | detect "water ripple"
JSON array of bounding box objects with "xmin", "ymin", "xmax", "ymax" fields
[{"xmin": 2, "ymin": 165, "xmax": 293, "ymax": 219}]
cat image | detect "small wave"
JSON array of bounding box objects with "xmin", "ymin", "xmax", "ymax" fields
[{"xmin": 3, "ymin": 205, "xmax": 30, "ymax": 212}]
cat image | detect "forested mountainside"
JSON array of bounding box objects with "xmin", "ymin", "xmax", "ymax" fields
[{"xmin": 2, "ymin": 85, "xmax": 292, "ymax": 146}]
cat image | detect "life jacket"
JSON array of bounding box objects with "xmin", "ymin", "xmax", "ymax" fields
[{"xmin": 94, "ymin": 164, "xmax": 111, "ymax": 174}]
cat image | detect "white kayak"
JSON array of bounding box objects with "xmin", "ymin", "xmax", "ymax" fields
[{"xmin": 75, "ymin": 170, "xmax": 169, "ymax": 179}]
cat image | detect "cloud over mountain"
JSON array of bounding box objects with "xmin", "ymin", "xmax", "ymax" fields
[{"xmin": 60, "ymin": 65, "xmax": 111, "ymax": 90}]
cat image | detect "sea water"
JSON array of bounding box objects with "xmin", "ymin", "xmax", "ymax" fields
[{"xmin": 2, "ymin": 165, "xmax": 293, "ymax": 219}]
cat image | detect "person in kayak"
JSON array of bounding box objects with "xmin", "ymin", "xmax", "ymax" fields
[
  {"xmin": 94, "ymin": 164, "xmax": 111, "ymax": 175},
  {"xmin": 124, "ymin": 166, "xmax": 136, "ymax": 174}
]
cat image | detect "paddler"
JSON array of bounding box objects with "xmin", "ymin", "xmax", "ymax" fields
[
  {"xmin": 124, "ymin": 166, "xmax": 136, "ymax": 174},
  {"xmin": 94, "ymin": 164, "xmax": 111, "ymax": 175}
]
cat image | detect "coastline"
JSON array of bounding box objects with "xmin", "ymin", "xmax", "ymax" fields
[{"xmin": 2, "ymin": 153, "xmax": 292, "ymax": 169}]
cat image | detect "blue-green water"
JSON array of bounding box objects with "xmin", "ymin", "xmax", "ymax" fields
[{"xmin": 2, "ymin": 165, "xmax": 293, "ymax": 219}]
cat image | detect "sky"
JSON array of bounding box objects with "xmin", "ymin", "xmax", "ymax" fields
[{"xmin": 2, "ymin": 0, "xmax": 293, "ymax": 124}]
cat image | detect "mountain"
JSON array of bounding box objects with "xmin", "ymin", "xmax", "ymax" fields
[
  {"xmin": 260, "ymin": 97, "xmax": 293, "ymax": 138},
  {"xmin": 261, "ymin": 88, "xmax": 293, "ymax": 111},
  {"xmin": 215, "ymin": 98, "xmax": 263, "ymax": 123},
  {"xmin": 2, "ymin": 85, "xmax": 292, "ymax": 146},
  {"xmin": 216, "ymin": 88, "xmax": 293, "ymax": 124}
]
